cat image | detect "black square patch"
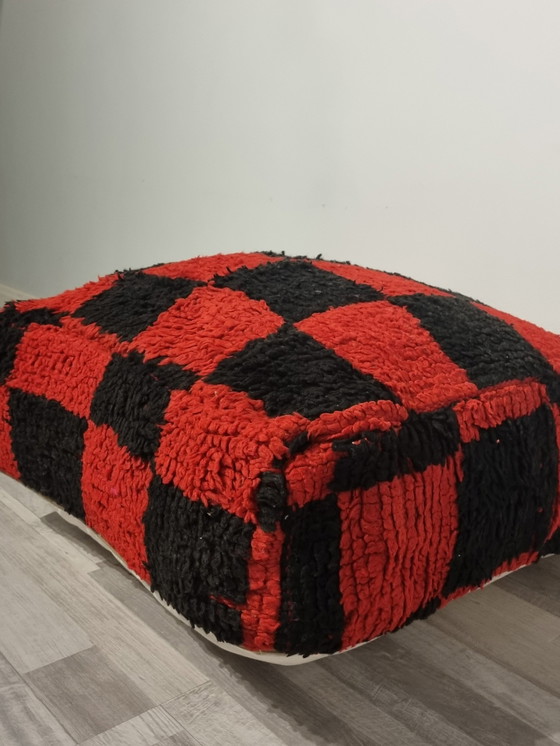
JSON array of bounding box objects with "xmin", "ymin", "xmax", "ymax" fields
[
  {"xmin": 143, "ymin": 476, "xmax": 255, "ymax": 645},
  {"xmin": 443, "ymin": 403, "xmax": 559, "ymax": 595},
  {"xmin": 390, "ymin": 294, "xmax": 556, "ymax": 390},
  {"xmin": 9, "ymin": 389, "xmax": 87, "ymax": 518},
  {"xmin": 74, "ymin": 271, "xmax": 201, "ymax": 341},
  {"xmin": 90, "ymin": 352, "xmax": 197, "ymax": 459},
  {"xmin": 205, "ymin": 324, "xmax": 399, "ymax": 419},
  {"xmin": 213, "ymin": 259, "xmax": 383, "ymax": 323},
  {"xmin": 276, "ymin": 492, "xmax": 344, "ymax": 656}
]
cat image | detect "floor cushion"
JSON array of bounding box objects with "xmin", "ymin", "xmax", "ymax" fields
[{"xmin": 1, "ymin": 251, "xmax": 559, "ymax": 663}]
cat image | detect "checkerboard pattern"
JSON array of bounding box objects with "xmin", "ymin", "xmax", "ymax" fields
[{"xmin": 1, "ymin": 251, "xmax": 559, "ymax": 657}]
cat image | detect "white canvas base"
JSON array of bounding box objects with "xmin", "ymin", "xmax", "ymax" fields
[{"xmin": 57, "ymin": 508, "xmax": 554, "ymax": 666}]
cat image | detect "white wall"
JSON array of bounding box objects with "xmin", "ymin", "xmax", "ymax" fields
[{"xmin": 0, "ymin": 0, "xmax": 559, "ymax": 331}]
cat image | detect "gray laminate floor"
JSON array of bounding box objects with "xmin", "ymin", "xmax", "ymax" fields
[{"xmin": 0, "ymin": 469, "xmax": 559, "ymax": 746}]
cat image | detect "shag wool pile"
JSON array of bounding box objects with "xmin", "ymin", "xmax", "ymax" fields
[{"xmin": 1, "ymin": 251, "xmax": 559, "ymax": 658}]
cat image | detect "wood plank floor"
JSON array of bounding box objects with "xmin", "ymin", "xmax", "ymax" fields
[{"xmin": 0, "ymin": 471, "xmax": 559, "ymax": 745}]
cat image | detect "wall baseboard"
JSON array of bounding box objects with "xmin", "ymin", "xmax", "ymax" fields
[{"xmin": 0, "ymin": 282, "xmax": 35, "ymax": 305}]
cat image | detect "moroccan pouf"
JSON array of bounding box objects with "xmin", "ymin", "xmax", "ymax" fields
[{"xmin": 0, "ymin": 251, "xmax": 559, "ymax": 663}]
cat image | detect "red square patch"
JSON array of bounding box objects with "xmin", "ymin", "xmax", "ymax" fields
[
  {"xmin": 15, "ymin": 274, "xmax": 119, "ymax": 315},
  {"xmin": 7, "ymin": 324, "xmax": 111, "ymax": 418},
  {"xmin": 143, "ymin": 251, "xmax": 282, "ymax": 282},
  {"xmin": 155, "ymin": 381, "xmax": 304, "ymax": 521},
  {"xmin": 338, "ymin": 457, "xmax": 461, "ymax": 649},
  {"xmin": 82, "ymin": 422, "xmax": 152, "ymax": 581},
  {"xmin": 132, "ymin": 285, "xmax": 284, "ymax": 375},
  {"xmin": 0, "ymin": 385, "xmax": 19, "ymax": 479}
]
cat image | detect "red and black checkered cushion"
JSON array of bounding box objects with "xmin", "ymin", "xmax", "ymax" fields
[{"xmin": 1, "ymin": 251, "xmax": 559, "ymax": 657}]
